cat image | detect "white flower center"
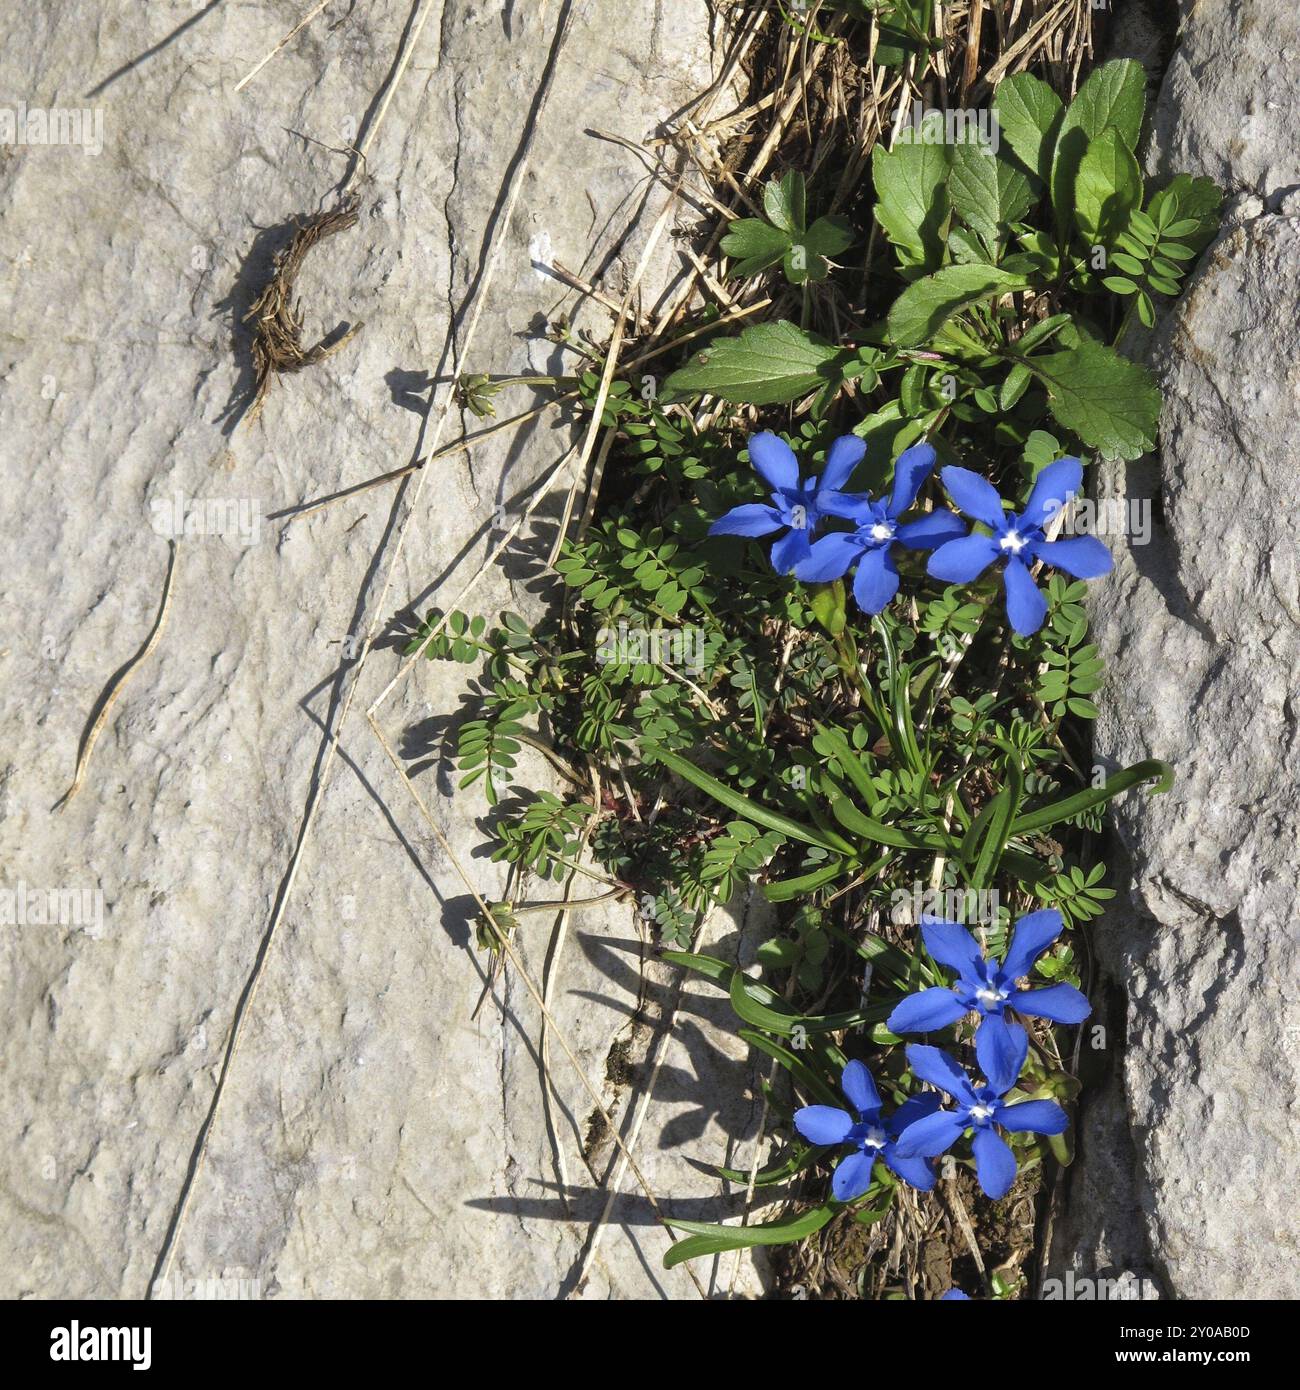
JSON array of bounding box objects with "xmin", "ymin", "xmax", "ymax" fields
[
  {"xmin": 969, "ymin": 1104, "xmax": 995, "ymax": 1122},
  {"xmin": 999, "ymin": 530, "xmax": 1027, "ymax": 554},
  {"xmin": 870, "ymin": 522, "xmax": 894, "ymax": 542},
  {"xmin": 864, "ymin": 1126, "xmax": 887, "ymax": 1150},
  {"xmin": 975, "ymin": 985, "xmax": 1006, "ymax": 1007}
]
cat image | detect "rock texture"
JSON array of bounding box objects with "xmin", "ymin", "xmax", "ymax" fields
[
  {"xmin": 1050, "ymin": 0, "xmax": 1300, "ymax": 1299},
  {"xmin": 0, "ymin": 1, "xmax": 769, "ymax": 1299}
]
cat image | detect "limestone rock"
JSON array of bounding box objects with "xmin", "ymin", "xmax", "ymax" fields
[
  {"xmin": 0, "ymin": 1, "xmax": 767, "ymax": 1300},
  {"xmin": 1050, "ymin": 0, "xmax": 1300, "ymax": 1299}
]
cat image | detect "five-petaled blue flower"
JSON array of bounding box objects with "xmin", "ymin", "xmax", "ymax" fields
[
  {"xmin": 893, "ymin": 1022, "xmax": 1068, "ymax": 1199},
  {"xmin": 926, "ymin": 457, "xmax": 1112, "ymax": 636},
  {"xmin": 791, "ymin": 442, "xmax": 967, "ymax": 613},
  {"xmin": 794, "ymin": 1059, "xmax": 943, "ymax": 1200},
  {"xmin": 708, "ymin": 431, "xmax": 870, "ymax": 574},
  {"xmin": 885, "ymin": 910, "xmax": 1091, "ymax": 1083}
]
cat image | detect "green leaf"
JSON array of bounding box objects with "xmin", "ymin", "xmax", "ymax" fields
[
  {"xmin": 1026, "ymin": 335, "xmax": 1161, "ymax": 460},
  {"xmin": 948, "ymin": 143, "xmax": 1034, "ymax": 255},
  {"xmin": 1017, "ymin": 314, "xmax": 1070, "ymax": 354},
  {"xmin": 813, "ymin": 722, "xmax": 876, "ymax": 803},
  {"xmin": 1074, "ymin": 129, "xmax": 1143, "ymax": 246},
  {"xmin": 1051, "ymin": 59, "xmax": 1147, "ymax": 233},
  {"xmin": 716, "ymin": 1139, "xmax": 828, "ymax": 1188},
  {"xmin": 663, "ymin": 1204, "xmax": 837, "ymax": 1269},
  {"xmin": 661, "ymin": 950, "xmax": 732, "ymax": 987},
  {"xmin": 662, "ymin": 320, "xmax": 848, "ymax": 405},
  {"xmin": 1009, "ymin": 227, "xmax": 1062, "ymax": 279},
  {"xmin": 738, "ymin": 1029, "xmax": 842, "ymax": 1108},
  {"xmin": 790, "ymin": 215, "xmax": 856, "ymax": 283},
  {"xmin": 1130, "ymin": 209, "xmax": 1159, "ymax": 243},
  {"xmin": 763, "ymin": 859, "xmax": 845, "ymax": 903},
  {"xmin": 1148, "ymin": 173, "xmax": 1223, "ymax": 256},
  {"xmin": 720, "ymin": 217, "xmax": 792, "ymax": 278},
  {"xmin": 969, "ymin": 757, "xmax": 1024, "ymax": 890},
  {"xmin": 1110, "ymin": 251, "xmax": 1146, "ymax": 275},
  {"xmin": 729, "ymin": 173, "xmax": 856, "ymax": 285},
  {"xmin": 948, "ymin": 226, "xmax": 990, "ymax": 264},
  {"xmin": 810, "ymin": 585, "xmax": 847, "ymax": 638},
  {"xmin": 874, "ymin": 0, "xmax": 935, "ymax": 69},
  {"xmin": 831, "ymin": 796, "xmax": 953, "ymax": 852},
  {"xmin": 646, "ymin": 743, "xmax": 851, "ymax": 852},
  {"xmin": 764, "ymin": 170, "xmax": 806, "ymax": 235},
  {"xmin": 728, "ymin": 968, "xmax": 885, "ymax": 1037},
  {"xmin": 1011, "ymin": 759, "xmax": 1173, "ymax": 835},
  {"xmin": 872, "ymin": 139, "xmax": 951, "ymax": 277},
  {"xmin": 1022, "ymin": 428, "xmax": 1062, "ymax": 474},
  {"xmin": 1001, "ymin": 363, "xmax": 1032, "ymax": 410},
  {"xmin": 887, "ymin": 264, "xmax": 1031, "ymax": 347},
  {"xmin": 993, "ymin": 72, "xmax": 1064, "ymax": 184}
]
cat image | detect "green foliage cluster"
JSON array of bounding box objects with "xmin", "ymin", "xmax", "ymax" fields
[{"xmin": 413, "ymin": 52, "xmax": 1218, "ymax": 1281}]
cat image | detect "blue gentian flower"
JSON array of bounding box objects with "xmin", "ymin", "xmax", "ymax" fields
[
  {"xmin": 925, "ymin": 458, "xmax": 1112, "ymax": 636},
  {"xmin": 791, "ymin": 442, "xmax": 967, "ymax": 613},
  {"xmin": 708, "ymin": 431, "xmax": 869, "ymax": 574},
  {"xmin": 893, "ymin": 1023, "xmax": 1068, "ymax": 1199},
  {"xmin": 939, "ymin": 1289, "xmax": 972, "ymax": 1301},
  {"xmin": 794, "ymin": 1059, "xmax": 943, "ymax": 1200},
  {"xmin": 885, "ymin": 910, "xmax": 1091, "ymax": 1083}
]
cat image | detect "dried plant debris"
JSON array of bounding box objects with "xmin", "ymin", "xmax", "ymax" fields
[{"xmin": 242, "ymin": 197, "xmax": 364, "ymax": 424}]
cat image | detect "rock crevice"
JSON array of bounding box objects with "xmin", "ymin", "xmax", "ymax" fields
[{"xmin": 1050, "ymin": 0, "xmax": 1300, "ymax": 1300}]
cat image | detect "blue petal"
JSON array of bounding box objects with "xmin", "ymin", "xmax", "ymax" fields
[
  {"xmin": 820, "ymin": 434, "xmax": 867, "ymax": 491},
  {"xmin": 794, "ymin": 1104, "xmax": 854, "ymax": 1146},
  {"xmin": 975, "ymin": 1014, "xmax": 1026, "ymax": 1094},
  {"xmin": 887, "ymin": 987, "xmax": 970, "ymax": 1034},
  {"xmin": 927, "ymin": 533, "xmax": 998, "ymax": 583},
  {"xmin": 889, "ymin": 442, "xmax": 937, "ymax": 515},
  {"xmin": 972, "ymin": 1127, "xmax": 1018, "ymax": 1199},
  {"xmin": 1022, "ymin": 457, "xmax": 1083, "ymax": 529},
  {"xmin": 831, "ymin": 1149, "xmax": 877, "ymax": 1202},
  {"xmin": 921, "ymin": 917, "xmax": 985, "ymax": 987},
  {"xmin": 1032, "ymin": 536, "xmax": 1113, "ymax": 579},
  {"xmin": 882, "ymin": 1143, "xmax": 937, "ymax": 1192},
  {"xmin": 708, "ymin": 503, "xmax": 783, "ymax": 538},
  {"xmin": 818, "ymin": 489, "xmax": 874, "ymax": 521},
  {"xmin": 896, "ymin": 509, "xmax": 968, "ymax": 549},
  {"xmin": 841, "ymin": 1059, "xmax": 882, "ymax": 1117},
  {"xmin": 940, "ymin": 466, "xmax": 1007, "ymax": 528},
  {"xmin": 939, "ymin": 1289, "xmax": 972, "ymax": 1301},
  {"xmin": 747, "ymin": 431, "xmax": 800, "ymax": 491},
  {"xmin": 792, "ymin": 532, "xmax": 862, "ymax": 583},
  {"xmin": 851, "ymin": 545, "xmax": 900, "ymax": 614},
  {"xmin": 770, "ymin": 526, "xmax": 812, "ymax": 574},
  {"xmin": 978, "ymin": 1019, "xmax": 1029, "ymax": 1097},
  {"xmin": 1010, "ymin": 982, "xmax": 1091, "ymax": 1024},
  {"xmin": 892, "ymin": 1107, "xmax": 967, "ymax": 1159},
  {"xmin": 1002, "ymin": 556, "xmax": 1047, "ymax": 635},
  {"xmin": 997, "ymin": 1099, "xmax": 1068, "ymax": 1135},
  {"xmin": 905, "ymin": 1044, "xmax": 978, "ymax": 1105},
  {"xmin": 888, "ymin": 1091, "xmax": 941, "ymax": 1139},
  {"xmin": 1001, "ymin": 908, "xmax": 1064, "ymax": 982}
]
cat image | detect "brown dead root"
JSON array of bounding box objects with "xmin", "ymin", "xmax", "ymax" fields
[{"xmin": 242, "ymin": 196, "xmax": 364, "ymax": 425}]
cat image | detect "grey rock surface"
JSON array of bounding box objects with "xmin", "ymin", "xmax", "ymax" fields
[
  {"xmin": 1050, "ymin": 0, "xmax": 1300, "ymax": 1299},
  {"xmin": 0, "ymin": 1, "xmax": 769, "ymax": 1300}
]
